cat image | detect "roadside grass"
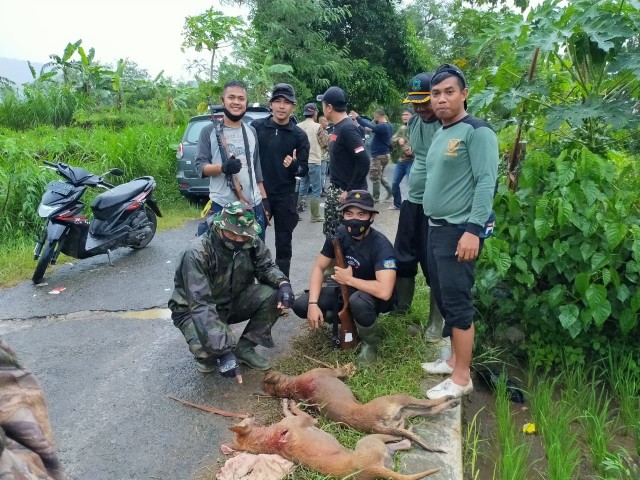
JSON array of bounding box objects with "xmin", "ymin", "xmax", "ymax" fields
[{"xmin": 0, "ymin": 201, "xmax": 200, "ymax": 289}]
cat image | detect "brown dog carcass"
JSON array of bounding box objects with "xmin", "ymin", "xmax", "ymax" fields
[
  {"xmin": 261, "ymin": 365, "xmax": 459, "ymax": 452},
  {"xmin": 226, "ymin": 399, "xmax": 439, "ymax": 480}
]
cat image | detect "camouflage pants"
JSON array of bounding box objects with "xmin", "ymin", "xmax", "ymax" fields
[
  {"xmin": 322, "ymin": 185, "xmax": 343, "ymax": 236},
  {"xmin": 174, "ymin": 283, "xmax": 279, "ymax": 366},
  {"xmin": 369, "ymin": 154, "xmax": 392, "ymax": 200}
]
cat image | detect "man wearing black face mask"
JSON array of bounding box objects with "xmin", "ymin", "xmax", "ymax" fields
[
  {"xmin": 169, "ymin": 201, "xmax": 294, "ymax": 380},
  {"xmin": 292, "ymin": 190, "xmax": 397, "ymax": 365}
]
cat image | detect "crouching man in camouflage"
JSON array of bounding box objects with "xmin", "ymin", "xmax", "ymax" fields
[{"xmin": 169, "ymin": 201, "xmax": 294, "ymax": 382}]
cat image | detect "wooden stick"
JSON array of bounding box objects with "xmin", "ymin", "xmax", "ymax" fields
[
  {"xmin": 168, "ymin": 395, "xmax": 250, "ymax": 419},
  {"xmin": 302, "ymin": 354, "xmax": 335, "ymax": 369}
]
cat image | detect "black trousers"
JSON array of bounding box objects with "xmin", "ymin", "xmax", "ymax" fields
[
  {"xmin": 426, "ymin": 224, "xmax": 482, "ymax": 338},
  {"xmin": 393, "ymin": 200, "xmax": 429, "ymax": 281},
  {"xmin": 292, "ymin": 281, "xmax": 395, "ymax": 328},
  {"xmin": 266, "ymin": 192, "xmax": 299, "ymax": 261}
]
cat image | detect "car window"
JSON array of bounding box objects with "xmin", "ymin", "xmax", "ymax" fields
[{"xmin": 184, "ymin": 112, "xmax": 271, "ymax": 144}]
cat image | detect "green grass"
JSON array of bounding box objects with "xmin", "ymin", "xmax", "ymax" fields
[{"xmin": 495, "ymin": 375, "xmax": 531, "ymax": 479}]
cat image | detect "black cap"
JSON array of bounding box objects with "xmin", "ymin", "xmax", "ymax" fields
[
  {"xmin": 316, "ymin": 86, "xmax": 347, "ymax": 110},
  {"xmin": 432, "ymin": 63, "xmax": 467, "ymax": 89},
  {"xmin": 403, "ymin": 72, "xmax": 433, "ymax": 104},
  {"xmin": 337, "ymin": 190, "xmax": 379, "ymax": 214},
  {"xmin": 270, "ymin": 83, "xmax": 296, "ymax": 103},
  {"xmin": 303, "ymin": 103, "xmax": 318, "ymax": 116}
]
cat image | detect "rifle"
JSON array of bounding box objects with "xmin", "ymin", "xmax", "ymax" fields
[{"xmin": 332, "ymin": 235, "xmax": 358, "ymax": 350}]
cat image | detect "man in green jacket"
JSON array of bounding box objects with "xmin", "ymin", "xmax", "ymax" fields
[
  {"xmin": 421, "ymin": 64, "xmax": 499, "ymax": 400},
  {"xmin": 168, "ymin": 201, "xmax": 294, "ymax": 381},
  {"xmin": 393, "ymin": 72, "xmax": 444, "ymax": 342}
]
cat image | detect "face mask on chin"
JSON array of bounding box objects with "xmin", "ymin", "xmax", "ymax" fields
[
  {"xmin": 223, "ymin": 107, "xmax": 246, "ymax": 123},
  {"xmin": 219, "ymin": 230, "xmax": 249, "ymax": 251},
  {"xmin": 342, "ymin": 218, "xmax": 372, "ymax": 238}
]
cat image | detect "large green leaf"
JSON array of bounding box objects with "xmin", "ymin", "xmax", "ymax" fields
[
  {"xmin": 590, "ymin": 251, "xmax": 609, "ymax": 270},
  {"xmin": 604, "ymin": 222, "xmax": 627, "ymax": 250},
  {"xmin": 547, "ymin": 284, "xmax": 565, "ymax": 307},
  {"xmin": 574, "ymin": 272, "xmax": 590, "ymax": 296},
  {"xmin": 616, "ymin": 284, "xmax": 630, "ymax": 303},
  {"xmin": 559, "ymin": 304, "xmax": 581, "ymax": 338},
  {"xmin": 581, "ymin": 180, "xmax": 600, "ymax": 206},
  {"xmin": 619, "ymin": 308, "xmax": 638, "ymax": 334},
  {"xmin": 534, "ymin": 217, "xmax": 553, "ymax": 240},
  {"xmin": 585, "ymin": 284, "xmax": 611, "ymax": 327}
]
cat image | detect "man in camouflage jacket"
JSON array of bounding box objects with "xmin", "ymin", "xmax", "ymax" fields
[{"xmin": 168, "ymin": 202, "xmax": 294, "ymax": 380}]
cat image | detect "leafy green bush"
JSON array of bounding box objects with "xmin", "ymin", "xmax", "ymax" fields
[{"xmin": 476, "ymin": 148, "xmax": 640, "ymax": 367}]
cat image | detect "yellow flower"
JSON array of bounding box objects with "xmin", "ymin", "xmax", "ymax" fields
[{"xmin": 522, "ymin": 423, "xmax": 536, "ymax": 434}]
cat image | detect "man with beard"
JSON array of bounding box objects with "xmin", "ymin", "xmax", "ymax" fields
[{"xmin": 195, "ymin": 80, "xmax": 268, "ymax": 238}]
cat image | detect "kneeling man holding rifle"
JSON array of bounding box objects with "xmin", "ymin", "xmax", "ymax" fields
[{"xmin": 292, "ymin": 190, "xmax": 396, "ymax": 365}]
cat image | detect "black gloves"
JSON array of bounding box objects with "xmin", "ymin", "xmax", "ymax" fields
[
  {"xmin": 217, "ymin": 351, "xmax": 239, "ymax": 378},
  {"xmin": 277, "ymin": 282, "xmax": 295, "ymax": 308},
  {"xmin": 262, "ymin": 198, "xmax": 271, "ymax": 219},
  {"xmin": 221, "ymin": 156, "xmax": 242, "ymax": 175}
]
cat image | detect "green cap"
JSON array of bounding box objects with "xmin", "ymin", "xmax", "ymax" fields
[{"xmin": 212, "ymin": 201, "xmax": 262, "ymax": 237}]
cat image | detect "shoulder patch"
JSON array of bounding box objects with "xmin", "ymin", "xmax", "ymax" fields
[
  {"xmin": 354, "ymin": 146, "xmax": 365, "ymax": 154},
  {"xmin": 462, "ymin": 116, "xmax": 494, "ymax": 131},
  {"xmin": 383, "ymin": 259, "xmax": 397, "ymax": 269}
]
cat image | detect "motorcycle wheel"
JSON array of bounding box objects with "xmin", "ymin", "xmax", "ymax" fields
[
  {"xmin": 129, "ymin": 206, "xmax": 157, "ymax": 250},
  {"xmin": 32, "ymin": 241, "xmax": 55, "ymax": 284}
]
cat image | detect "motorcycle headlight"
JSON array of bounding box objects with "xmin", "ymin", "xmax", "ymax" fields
[{"xmin": 38, "ymin": 203, "xmax": 60, "ymax": 217}]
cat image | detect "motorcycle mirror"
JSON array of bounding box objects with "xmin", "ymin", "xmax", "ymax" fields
[{"xmin": 109, "ymin": 168, "xmax": 124, "ymax": 176}]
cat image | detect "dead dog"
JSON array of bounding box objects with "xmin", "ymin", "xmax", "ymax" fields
[
  {"xmin": 261, "ymin": 364, "xmax": 459, "ymax": 452},
  {"xmin": 225, "ymin": 399, "xmax": 440, "ymax": 480}
]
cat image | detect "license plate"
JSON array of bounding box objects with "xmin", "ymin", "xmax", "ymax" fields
[{"xmin": 46, "ymin": 181, "xmax": 72, "ymax": 195}]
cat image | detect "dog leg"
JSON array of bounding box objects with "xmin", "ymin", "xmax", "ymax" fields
[{"xmin": 399, "ymin": 398, "xmax": 460, "ymax": 420}]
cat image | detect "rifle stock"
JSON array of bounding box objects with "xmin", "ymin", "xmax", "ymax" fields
[{"xmin": 332, "ymin": 236, "xmax": 358, "ymax": 350}]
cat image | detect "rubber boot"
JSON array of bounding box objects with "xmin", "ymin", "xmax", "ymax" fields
[
  {"xmin": 234, "ymin": 337, "xmax": 270, "ymax": 370},
  {"xmin": 356, "ymin": 322, "xmax": 380, "ymax": 366},
  {"xmin": 372, "ymin": 182, "xmax": 381, "ymax": 202},
  {"xmin": 310, "ymin": 198, "xmax": 324, "ymax": 223},
  {"xmin": 395, "ymin": 277, "xmax": 415, "ymax": 313},
  {"xmin": 275, "ymin": 259, "xmax": 291, "ymax": 278},
  {"xmin": 424, "ymin": 294, "xmax": 444, "ymax": 343}
]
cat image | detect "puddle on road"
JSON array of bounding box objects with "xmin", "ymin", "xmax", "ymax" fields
[{"xmin": 122, "ymin": 308, "xmax": 172, "ymax": 320}]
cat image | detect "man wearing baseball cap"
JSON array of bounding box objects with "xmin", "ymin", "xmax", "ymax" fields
[
  {"xmin": 392, "ymin": 72, "xmax": 445, "ymax": 345},
  {"xmin": 252, "ymin": 83, "xmax": 310, "ymax": 277},
  {"xmin": 292, "ymin": 190, "xmax": 396, "ymax": 365},
  {"xmin": 169, "ymin": 201, "xmax": 295, "ymax": 381},
  {"xmin": 421, "ymin": 63, "xmax": 499, "ymax": 400},
  {"xmin": 316, "ymin": 86, "xmax": 371, "ymax": 236}
]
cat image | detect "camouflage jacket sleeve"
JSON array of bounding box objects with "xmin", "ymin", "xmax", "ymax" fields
[
  {"xmin": 0, "ymin": 340, "xmax": 66, "ymax": 480},
  {"xmin": 252, "ymin": 239, "xmax": 288, "ymax": 286},
  {"xmin": 176, "ymin": 247, "xmax": 235, "ymax": 355}
]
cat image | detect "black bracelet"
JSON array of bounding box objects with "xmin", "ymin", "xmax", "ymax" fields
[{"xmin": 308, "ymin": 301, "xmax": 318, "ymax": 305}]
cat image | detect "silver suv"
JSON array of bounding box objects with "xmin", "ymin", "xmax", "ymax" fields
[{"xmin": 176, "ymin": 104, "xmax": 271, "ymax": 201}]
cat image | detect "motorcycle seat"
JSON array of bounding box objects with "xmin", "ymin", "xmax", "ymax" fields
[{"xmin": 92, "ymin": 179, "xmax": 149, "ymax": 212}]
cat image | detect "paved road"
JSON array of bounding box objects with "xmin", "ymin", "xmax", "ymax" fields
[{"xmin": 0, "ymin": 172, "xmax": 408, "ymax": 479}]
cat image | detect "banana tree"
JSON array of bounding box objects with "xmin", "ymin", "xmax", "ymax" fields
[
  {"xmin": 42, "ymin": 40, "xmax": 82, "ymax": 85},
  {"xmin": 112, "ymin": 59, "xmax": 126, "ymax": 110}
]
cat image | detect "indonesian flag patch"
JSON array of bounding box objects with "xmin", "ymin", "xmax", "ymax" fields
[{"xmin": 354, "ymin": 146, "xmax": 365, "ymax": 154}]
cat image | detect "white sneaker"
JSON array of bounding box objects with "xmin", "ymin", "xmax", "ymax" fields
[
  {"xmin": 426, "ymin": 378, "xmax": 473, "ymax": 399},
  {"xmin": 421, "ymin": 359, "xmax": 454, "ymax": 375}
]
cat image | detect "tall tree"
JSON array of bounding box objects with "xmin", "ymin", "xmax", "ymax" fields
[{"xmin": 181, "ymin": 8, "xmax": 244, "ymax": 83}]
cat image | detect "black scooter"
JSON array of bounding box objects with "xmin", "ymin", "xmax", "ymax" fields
[{"xmin": 32, "ymin": 160, "xmax": 162, "ymax": 284}]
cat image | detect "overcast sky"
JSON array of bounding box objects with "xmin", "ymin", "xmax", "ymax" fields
[{"xmin": 0, "ymin": 0, "xmax": 248, "ymax": 81}]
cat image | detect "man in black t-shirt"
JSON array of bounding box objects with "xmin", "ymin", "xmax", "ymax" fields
[
  {"xmin": 316, "ymin": 87, "xmax": 370, "ymax": 235},
  {"xmin": 292, "ymin": 190, "xmax": 396, "ymax": 365}
]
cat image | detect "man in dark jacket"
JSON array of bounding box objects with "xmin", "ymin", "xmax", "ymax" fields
[
  {"xmin": 168, "ymin": 201, "xmax": 295, "ymax": 380},
  {"xmin": 252, "ymin": 83, "xmax": 310, "ymax": 277}
]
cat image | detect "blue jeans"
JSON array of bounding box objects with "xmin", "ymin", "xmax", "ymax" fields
[
  {"xmin": 298, "ymin": 164, "xmax": 322, "ymax": 201},
  {"xmin": 321, "ymin": 159, "xmax": 329, "ymax": 190},
  {"xmin": 197, "ymin": 201, "xmax": 266, "ymax": 241},
  {"xmin": 391, "ymin": 161, "xmax": 413, "ymax": 208}
]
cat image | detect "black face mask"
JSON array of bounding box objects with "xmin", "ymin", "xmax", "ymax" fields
[
  {"xmin": 343, "ymin": 218, "xmax": 372, "ymax": 238},
  {"xmin": 223, "ymin": 238, "xmax": 246, "ymax": 252},
  {"xmin": 223, "ymin": 107, "xmax": 246, "ymax": 123}
]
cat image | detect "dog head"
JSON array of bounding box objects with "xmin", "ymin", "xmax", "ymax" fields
[{"xmin": 261, "ymin": 370, "xmax": 289, "ymax": 396}]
